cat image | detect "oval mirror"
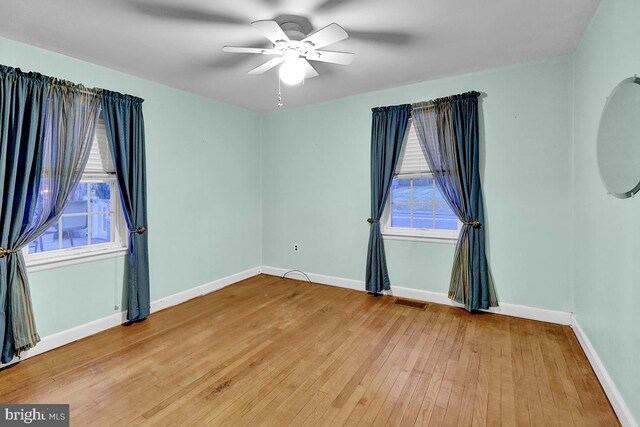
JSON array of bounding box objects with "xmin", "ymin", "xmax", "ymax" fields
[{"xmin": 597, "ymin": 76, "xmax": 640, "ymax": 198}]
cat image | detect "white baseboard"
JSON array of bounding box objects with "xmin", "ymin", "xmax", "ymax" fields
[
  {"xmin": 260, "ymin": 266, "xmax": 572, "ymax": 325},
  {"xmin": 570, "ymin": 315, "xmax": 637, "ymax": 427},
  {"xmin": 1, "ymin": 266, "xmax": 261, "ymax": 368},
  {"xmin": 149, "ymin": 266, "xmax": 261, "ymax": 313},
  {"xmin": 262, "ymin": 266, "xmax": 363, "ymax": 292}
]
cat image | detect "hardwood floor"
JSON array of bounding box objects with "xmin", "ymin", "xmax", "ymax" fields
[{"xmin": 0, "ymin": 275, "xmax": 618, "ymax": 426}]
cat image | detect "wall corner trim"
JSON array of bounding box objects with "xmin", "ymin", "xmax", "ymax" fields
[
  {"xmin": 570, "ymin": 314, "xmax": 638, "ymax": 427},
  {"xmin": 1, "ymin": 266, "xmax": 262, "ymax": 368}
]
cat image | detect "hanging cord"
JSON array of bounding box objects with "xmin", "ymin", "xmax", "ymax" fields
[
  {"xmin": 277, "ymin": 76, "xmax": 283, "ymax": 108},
  {"xmin": 282, "ymin": 270, "xmax": 311, "ymax": 282}
]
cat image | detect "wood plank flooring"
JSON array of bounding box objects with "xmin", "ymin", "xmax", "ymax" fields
[{"xmin": 0, "ymin": 274, "xmax": 619, "ymax": 426}]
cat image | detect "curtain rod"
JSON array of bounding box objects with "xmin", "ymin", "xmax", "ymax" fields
[
  {"xmin": 49, "ymin": 79, "xmax": 102, "ymax": 96},
  {"xmin": 2, "ymin": 63, "xmax": 142, "ymax": 101},
  {"xmin": 372, "ymin": 91, "xmax": 481, "ymax": 112}
]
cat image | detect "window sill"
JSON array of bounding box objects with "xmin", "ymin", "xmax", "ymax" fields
[
  {"xmin": 26, "ymin": 247, "xmax": 128, "ymax": 273},
  {"xmin": 382, "ymin": 232, "xmax": 458, "ymax": 244}
]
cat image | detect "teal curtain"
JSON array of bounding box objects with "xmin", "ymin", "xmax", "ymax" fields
[
  {"xmin": 0, "ymin": 66, "xmax": 100, "ymax": 362},
  {"xmin": 365, "ymin": 105, "xmax": 411, "ymax": 294},
  {"xmin": 412, "ymin": 92, "xmax": 498, "ymax": 311},
  {"xmin": 101, "ymin": 91, "xmax": 150, "ymax": 322}
]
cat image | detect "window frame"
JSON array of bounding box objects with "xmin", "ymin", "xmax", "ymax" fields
[
  {"xmin": 23, "ymin": 175, "xmax": 128, "ymax": 272},
  {"xmin": 381, "ymin": 118, "xmax": 461, "ymax": 243}
]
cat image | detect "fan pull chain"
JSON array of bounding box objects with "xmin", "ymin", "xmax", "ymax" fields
[{"xmin": 277, "ymin": 77, "xmax": 283, "ymax": 108}]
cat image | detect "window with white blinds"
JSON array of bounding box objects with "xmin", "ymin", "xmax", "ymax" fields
[
  {"xmin": 84, "ymin": 114, "xmax": 115, "ymax": 175},
  {"xmin": 24, "ymin": 113, "xmax": 127, "ymax": 270},
  {"xmin": 395, "ymin": 118, "xmax": 429, "ymax": 176},
  {"xmin": 382, "ymin": 119, "xmax": 460, "ymax": 242}
]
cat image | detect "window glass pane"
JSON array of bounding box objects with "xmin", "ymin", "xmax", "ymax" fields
[
  {"xmin": 434, "ymin": 185, "xmax": 447, "ymax": 202},
  {"xmin": 29, "ymin": 223, "xmax": 60, "ymax": 253},
  {"xmin": 63, "ymin": 192, "xmax": 88, "ymax": 216},
  {"xmin": 61, "ymin": 215, "xmax": 89, "ymax": 248},
  {"xmin": 387, "ymin": 174, "xmax": 460, "ymax": 235},
  {"xmin": 391, "ymin": 203, "xmax": 410, "ymax": 227},
  {"xmin": 25, "ymin": 180, "xmax": 122, "ymax": 260},
  {"xmin": 90, "ymin": 213, "xmax": 111, "ymax": 245},
  {"xmin": 91, "ymin": 183, "xmax": 112, "ymax": 212},
  {"xmin": 412, "ymin": 178, "xmax": 434, "ymax": 202},
  {"xmin": 412, "ymin": 203, "xmax": 433, "ymax": 229},
  {"xmin": 435, "ymin": 203, "xmax": 458, "ymax": 230},
  {"xmin": 391, "ymin": 179, "xmax": 411, "ymax": 203}
]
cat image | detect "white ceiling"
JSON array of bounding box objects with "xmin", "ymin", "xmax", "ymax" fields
[{"xmin": 0, "ymin": 0, "xmax": 600, "ymax": 113}]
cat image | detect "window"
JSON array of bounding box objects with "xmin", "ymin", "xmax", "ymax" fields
[
  {"xmin": 382, "ymin": 119, "xmax": 461, "ymax": 242},
  {"xmin": 25, "ymin": 114, "xmax": 127, "ymax": 270}
]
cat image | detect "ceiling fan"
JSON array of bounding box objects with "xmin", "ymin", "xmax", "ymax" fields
[{"xmin": 223, "ymin": 17, "xmax": 355, "ymax": 86}]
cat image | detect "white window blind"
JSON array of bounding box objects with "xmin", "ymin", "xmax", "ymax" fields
[
  {"xmin": 84, "ymin": 114, "xmax": 115, "ymax": 175},
  {"xmin": 395, "ymin": 119, "xmax": 430, "ymax": 176}
]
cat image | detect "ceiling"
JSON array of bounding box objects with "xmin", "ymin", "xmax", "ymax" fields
[{"xmin": 0, "ymin": 0, "xmax": 600, "ymax": 113}]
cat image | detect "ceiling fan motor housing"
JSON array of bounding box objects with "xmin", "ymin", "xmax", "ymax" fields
[
  {"xmin": 280, "ymin": 22, "xmax": 307, "ymax": 41},
  {"xmin": 275, "ymin": 14, "xmax": 314, "ymax": 40}
]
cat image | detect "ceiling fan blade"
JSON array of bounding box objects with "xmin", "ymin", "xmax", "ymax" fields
[
  {"xmin": 348, "ymin": 30, "xmax": 412, "ymax": 45},
  {"xmin": 223, "ymin": 46, "xmax": 280, "ymax": 55},
  {"xmin": 313, "ymin": 0, "xmax": 357, "ymax": 12},
  {"xmin": 306, "ymin": 50, "xmax": 354, "ymax": 65},
  {"xmin": 251, "ymin": 20, "xmax": 290, "ymax": 44},
  {"xmin": 303, "ymin": 60, "xmax": 319, "ymax": 79},
  {"xmin": 203, "ymin": 54, "xmax": 256, "ymax": 71},
  {"xmin": 248, "ymin": 57, "xmax": 285, "ymax": 74},
  {"xmin": 301, "ymin": 23, "xmax": 348, "ymax": 49},
  {"xmin": 126, "ymin": 1, "xmax": 244, "ymax": 25}
]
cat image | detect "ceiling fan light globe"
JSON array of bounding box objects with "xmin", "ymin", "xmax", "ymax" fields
[{"xmin": 279, "ymin": 59, "xmax": 305, "ymax": 85}]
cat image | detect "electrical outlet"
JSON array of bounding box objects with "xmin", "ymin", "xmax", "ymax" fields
[{"xmin": 293, "ymin": 243, "xmax": 300, "ymax": 253}]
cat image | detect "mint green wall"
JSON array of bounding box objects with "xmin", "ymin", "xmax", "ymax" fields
[
  {"xmin": 572, "ymin": 0, "xmax": 640, "ymax": 420},
  {"xmin": 0, "ymin": 37, "xmax": 262, "ymax": 337},
  {"xmin": 261, "ymin": 57, "xmax": 573, "ymax": 311}
]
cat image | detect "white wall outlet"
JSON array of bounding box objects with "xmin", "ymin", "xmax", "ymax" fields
[{"xmin": 293, "ymin": 243, "xmax": 300, "ymax": 253}]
